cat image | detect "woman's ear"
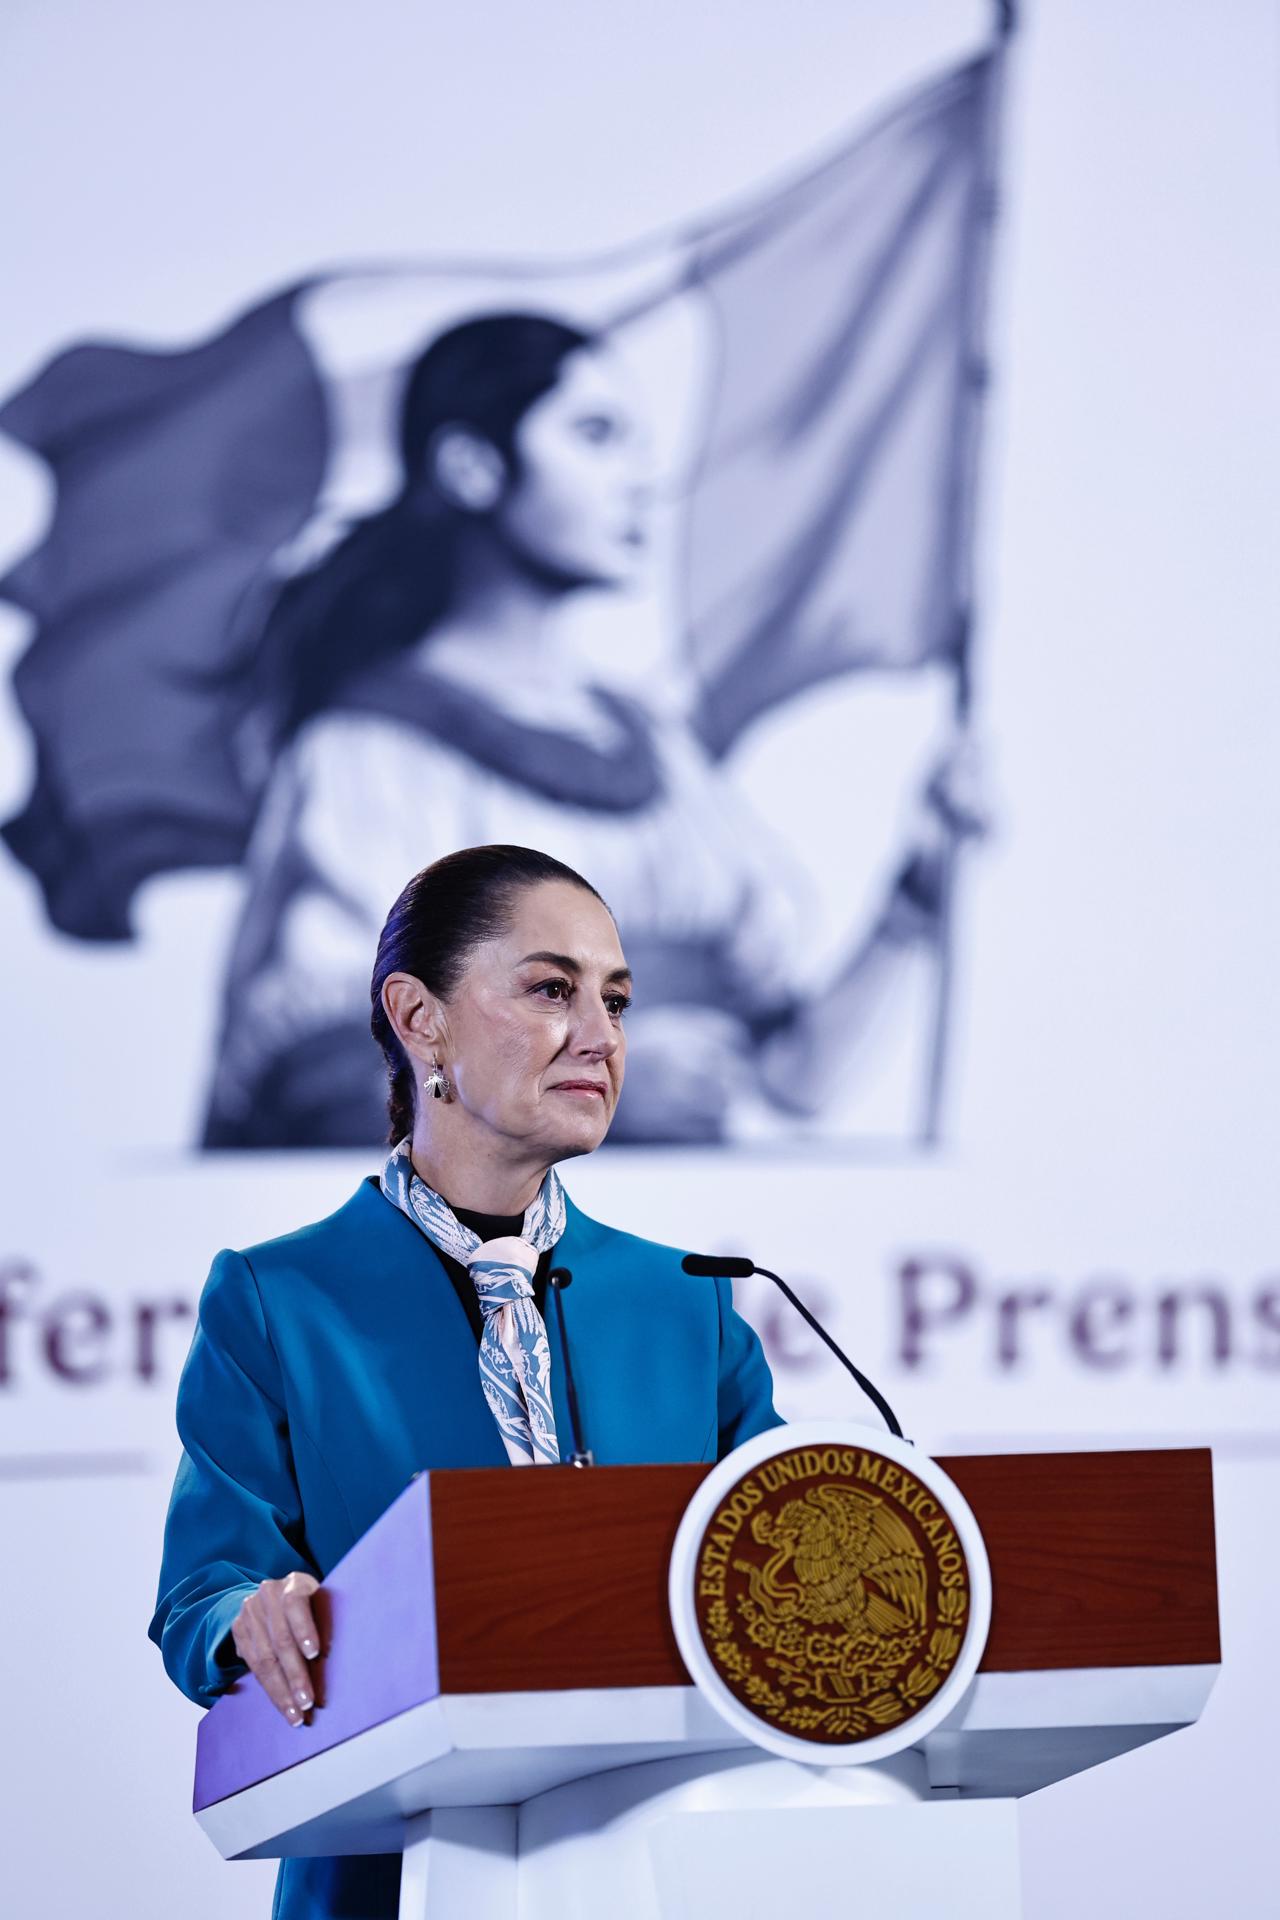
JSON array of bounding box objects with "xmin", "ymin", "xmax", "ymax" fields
[
  {"xmin": 381, "ymin": 972, "xmax": 448, "ymax": 1067},
  {"xmin": 428, "ymin": 425, "xmax": 506, "ymax": 512}
]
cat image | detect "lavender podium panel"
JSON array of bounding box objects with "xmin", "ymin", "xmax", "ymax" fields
[{"xmin": 194, "ymin": 1474, "xmax": 440, "ymax": 1811}]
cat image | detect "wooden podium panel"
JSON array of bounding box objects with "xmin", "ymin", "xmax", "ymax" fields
[
  {"xmin": 945, "ymin": 1448, "xmax": 1219, "ymax": 1672},
  {"xmin": 430, "ymin": 1464, "xmax": 705, "ymax": 1694},
  {"xmin": 428, "ymin": 1448, "xmax": 1219, "ymax": 1694}
]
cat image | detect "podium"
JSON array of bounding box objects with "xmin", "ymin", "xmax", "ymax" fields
[{"xmin": 193, "ymin": 1447, "xmax": 1219, "ymax": 1919}]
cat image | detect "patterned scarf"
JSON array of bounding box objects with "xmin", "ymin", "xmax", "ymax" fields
[{"xmin": 379, "ymin": 1137, "xmax": 564, "ymax": 1466}]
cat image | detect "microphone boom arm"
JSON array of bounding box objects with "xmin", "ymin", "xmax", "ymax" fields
[
  {"xmin": 681, "ymin": 1253, "xmax": 906, "ymax": 1440},
  {"xmin": 752, "ymin": 1264, "xmax": 904, "ymax": 1440}
]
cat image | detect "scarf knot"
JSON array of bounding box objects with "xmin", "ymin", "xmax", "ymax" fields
[
  {"xmin": 466, "ymin": 1237, "xmax": 539, "ymax": 1306},
  {"xmin": 379, "ymin": 1140, "xmax": 563, "ymax": 1466}
]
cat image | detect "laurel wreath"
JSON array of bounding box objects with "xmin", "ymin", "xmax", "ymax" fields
[
  {"xmin": 704, "ymin": 1597, "xmax": 788, "ymax": 1713},
  {"xmin": 701, "ymin": 1579, "xmax": 968, "ymax": 1739}
]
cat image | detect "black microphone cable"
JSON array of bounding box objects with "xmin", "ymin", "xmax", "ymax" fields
[{"xmin": 547, "ymin": 1267, "xmax": 594, "ymax": 1466}]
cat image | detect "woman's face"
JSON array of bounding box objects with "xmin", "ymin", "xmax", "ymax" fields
[
  {"xmin": 495, "ymin": 345, "xmax": 654, "ymax": 589},
  {"xmin": 440, "ymin": 879, "xmax": 630, "ymax": 1164}
]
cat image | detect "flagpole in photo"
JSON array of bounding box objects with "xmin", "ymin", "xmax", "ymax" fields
[{"xmin": 921, "ymin": 0, "xmax": 1018, "ymax": 1148}]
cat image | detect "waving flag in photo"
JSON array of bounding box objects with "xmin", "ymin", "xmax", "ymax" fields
[
  {"xmin": 0, "ymin": 291, "xmax": 329, "ymax": 936},
  {"xmin": 677, "ymin": 55, "xmax": 1001, "ymax": 755},
  {"xmin": 1, "ymin": 50, "xmax": 1004, "ymax": 944}
]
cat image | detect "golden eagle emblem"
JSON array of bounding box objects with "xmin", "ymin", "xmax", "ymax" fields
[
  {"xmin": 693, "ymin": 1447, "xmax": 972, "ymax": 1744},
  {"xmin": 744, "ymin": 1483, "xmax": 928, "ymax": 1640}
]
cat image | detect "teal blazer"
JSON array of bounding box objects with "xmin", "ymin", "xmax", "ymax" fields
[{"xmin": 150, "ymin": 1176, "xmax": 781, "ymax": 1914}]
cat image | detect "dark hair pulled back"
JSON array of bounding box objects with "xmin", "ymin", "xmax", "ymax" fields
[
  {"xmin": 370, "ymin": 844, "xmax": 607, "ymax": 1144},
  {"xmin": 253, "ymin": 312, "xmax": 596, "ymax": 744}
]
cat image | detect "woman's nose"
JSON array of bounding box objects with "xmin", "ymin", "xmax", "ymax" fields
[{"xmin": 570, "ymin": 999, "xmax": 621, "ymax": 1057}]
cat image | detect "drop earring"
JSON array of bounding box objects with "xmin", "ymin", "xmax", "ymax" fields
[{"xmin": 423, "ymin": 1061, "xmax": 451, "ymax": 1101}]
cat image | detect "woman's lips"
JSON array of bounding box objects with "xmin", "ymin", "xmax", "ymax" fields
[{"xmin": 551, "ymin": 1082, "xmax": 608, "ymax": 1098}]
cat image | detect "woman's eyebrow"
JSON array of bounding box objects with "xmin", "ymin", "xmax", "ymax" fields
[{"xmin": 517, "ymin": 950, "xmax": 633, "ymax": 985}]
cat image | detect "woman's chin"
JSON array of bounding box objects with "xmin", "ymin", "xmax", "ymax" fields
[{"xmin": 539, "ymin": 1103, "xmax": 613, "ymax": 1159}]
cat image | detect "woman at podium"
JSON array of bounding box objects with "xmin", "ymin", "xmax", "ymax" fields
[{"xmin": 149, "ymin": 841, "xmax": 782, "ymax": 1920}]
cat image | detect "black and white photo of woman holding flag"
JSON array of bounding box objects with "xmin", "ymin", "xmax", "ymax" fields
[{"xmin": 0, "ymin": 40, "xmax": 1007, "ymax": 1150}]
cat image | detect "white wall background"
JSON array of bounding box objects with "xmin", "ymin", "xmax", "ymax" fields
[{"xmin": 1, "ymin": 2, "xmax": 1277, "ymax": 1916}]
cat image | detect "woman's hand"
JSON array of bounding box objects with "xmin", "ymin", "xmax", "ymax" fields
[
  {"xmin": 230, "ymin": 1571, "xmax": 322, "ymax": 1726},
  {"xmin": 921, "ymin": 728, "xmax": 991, "ymax": 844}
]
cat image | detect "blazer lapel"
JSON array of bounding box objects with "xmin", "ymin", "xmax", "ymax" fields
[
  {"xmin": 544, "ymin": 1195, "xmax": 640, "ymax": 1465},
  {"xmin": 352, "ymin": 1180, "xmax": 508, "ymax": 1471}
]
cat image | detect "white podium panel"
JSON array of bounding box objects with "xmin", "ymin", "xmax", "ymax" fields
[{"xmin": 398, "ymin": 1750, "xmax": 1022, "ymax": 1920}]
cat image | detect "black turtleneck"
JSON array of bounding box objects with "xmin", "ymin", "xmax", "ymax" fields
[{"xmin": 438, "ymin": 1205, "xmax": 554, "ymax": 1343}]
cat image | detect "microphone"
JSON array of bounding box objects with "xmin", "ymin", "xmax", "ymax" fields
[
  {"xmin": 547, "ymin": 1268, "xmax": 594, "ymax": 1467},
  {"xmin": 681, "ymin": 1252, "xmax": 905, "ymax": 1440}
]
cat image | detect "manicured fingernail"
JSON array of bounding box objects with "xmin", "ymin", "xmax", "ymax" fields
[
  {"xmin": 301, "ymin": 1639, "xmax": 317, "ymax": 1656},
  {"xmin": 286, "ymin": 1708, "xmax": 301, "ymax": 1725},
  {"xmin": 296, "ymin": 1689, "xmax": 312, "ymax": 1708}
]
